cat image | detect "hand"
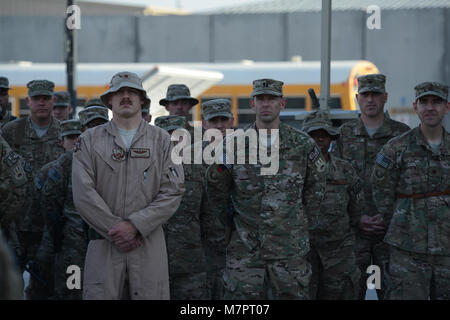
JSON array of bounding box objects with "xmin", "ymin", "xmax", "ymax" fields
[
  {"xmin": 108, "ymin": 221, "xmax": 138, "ymax": 246},
  {"xmin": 116, "ymin": 236, "xmax": 143, "ymax": 253}
]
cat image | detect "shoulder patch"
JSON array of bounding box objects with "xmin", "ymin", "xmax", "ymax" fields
[
  {"xmin": 5, "ymin": 151, "xmax": 20, "ymax": 167},
  {"xmin": 308, "ymin": 145, "xmax": 320, "ymax": 162},
  {"xmin": 376, "ymin": 152, "xmax": 392, "ymax": 169},
  {"xmin": 48, "ymin": 167, "xmax": 61, "ymax": 183}
]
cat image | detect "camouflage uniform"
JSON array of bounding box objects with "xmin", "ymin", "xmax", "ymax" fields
[
  {"xmin": 159, "ymin": 84, "xmax": 199, "ymax": 138},
  {"xmin": 0, "ymin": 77, "xmax": 17, "ymax": 128},
  {"xmin": 156, "ymin": 115, "xmax": 210, "ymax": 300},
  {"xmin": 205, "ymin": 79, "xmax": 326, "ymax": 300},
  {"xmin": 371, "ymin": 82, "xmax": 450, "ymax": 300},
  {"xmin": 0, "ymin": 230, "xmax": 23, "ymax": 299},
  {"xmin": 333, "ymin": 75, "xmax": 410, "ymax": 299},
  {"xmin": 36, "ymin": 119, "xmax": 87, "ymax": 300},
  {"xmin": 0, "ymin": 135, "xmax": 27, "ymax": 227},
  {"xmin": 1, "ymin": 80, "xmax": 64, "ymax": 298},
  {"xmin": 303, "ymin": 110, "xmax": 363, "ymax": 300}
]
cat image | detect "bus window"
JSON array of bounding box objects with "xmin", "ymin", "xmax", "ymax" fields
[
  {"xmin": 19, "ymin": 98, "xmax": 29, "ymax": 117},
  {"xmin": 285, "ymin": 97, "xmax": 306, "ymax": 109},
  {"xmin": 238, "ymin": 97, "xmax": 251, "ymax": 110},
  {"xmin": 329, "ymin": 97, "xmax": 342, "ymax": 109}
]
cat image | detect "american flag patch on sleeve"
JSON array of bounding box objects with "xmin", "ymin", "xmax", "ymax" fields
[{"xmin": 376, "ymin": 153, "xmax": 392, "ymax": 169}]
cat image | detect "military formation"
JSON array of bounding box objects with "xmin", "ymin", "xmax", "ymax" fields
[{"xmin": 0, "ymin": 71, "xmax": 448, "ymax": 300}]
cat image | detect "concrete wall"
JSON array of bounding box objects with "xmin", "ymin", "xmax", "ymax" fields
[{"xmin": 0, "ymin": 9, "xmax": 448, "ymax": 129}]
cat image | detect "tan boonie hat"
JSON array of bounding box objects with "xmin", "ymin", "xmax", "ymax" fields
[
  {"xmin": 60, "ymin": 119, "xmax": 82, "ymax": 138},
  {"xmin": 357, "ymin": 74, "xmax": 386, "ymax": 94},
  {"xmin": 414, "ymin": 81, "xmax": 448, "ymax": 101},
  {"xmin": 159, "ymin": 84, "xmax": 199, "ymax": 107},
  {"xmin": 155, "ymin": 115, "xmax": 186, "ymax": 132},
  {"xmin": 0, "ymin": 77, "xmax": 10, "ymax": 89},
  {"xmin": 302, "ymin": 109, "xmax": 339, "ymax": 140},
  {"xmin": 78, "ymin": 106, "xmax": 109, "ymax": 127},
  {"xmin": 84, "ymin": 98, "xmax": 105, "ymax": 108},
  {"xmin": 54, "ymin": 91, "xmax": 70, "ymax": 107},
  {"xmin": 100, "ymin": 71, "xmax": 151, "ymax": 110},
  {"xmin": 27, "ymin": 80, "xmax": 55, "ymax": 97},
  {"xmin": 202, "ymin": 99, "xmax": 233, "ymax": 121},
  {"xmin": 251, "ymin": 78, "xmax": 284, "ymax": 97}
]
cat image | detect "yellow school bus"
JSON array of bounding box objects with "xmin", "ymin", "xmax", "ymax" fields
[{"xmin": 0, "ymin": 60, "xmax": 378, "ymax": 126}]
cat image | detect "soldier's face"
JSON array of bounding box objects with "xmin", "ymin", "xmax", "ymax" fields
[
  {"xmin": 53, "ymin": 105, "xmax": 72, "ymax": 121},
  {"xmin": 357, "ymin": 92, "xmax": 387, "ymax": 118},
  {"xmin": 202, "ymin": 116, "xmax": 234, "ymax": 136},
  {"xmin": 413, "ymin": 95, "xmax": 449, "ymax": 128},
  {"xmin": 26, "ymin": 95, "xmax": 55, "ymax": 120},
  {"xmin": 0, "ymin": 88, "xmax": 8, "ymax": 110},
  {"xmin": 62, "ymin": 134, "xmax": 80, "ymax": 151},
  {"xmin": 165, "ymin": 99, "xmax": 192, "ymax": 117},
  {"xmin": 109, "ymin": 87, "xmax": 143, "ymax": 119},
  {"xmin": 251, "ymin": 94, "xmax": 286, "ymax": 124},
  {"xmin": 309, "ymin": 129, "xmax": 332, "ymax": 156}
]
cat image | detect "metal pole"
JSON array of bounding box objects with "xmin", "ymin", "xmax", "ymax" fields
[
  {"xmin": 319, "ymin": 0, "xmax": 331, "ymax": 110},
  {"xmin": 66, "ymin": 0, "xmax": 77, "ymax": 115}
]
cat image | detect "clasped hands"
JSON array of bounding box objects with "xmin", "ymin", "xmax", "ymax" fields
[
  {"xmin": 359, "ymin": 214, "xmax": 386, "ymax": 236},
  {"xmin": 108, "ymin": 221, "xmax": 142, "ymax": 252}
]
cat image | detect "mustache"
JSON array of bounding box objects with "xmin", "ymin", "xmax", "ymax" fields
[{"xmin": 120, "ymin": 99, "xmax": 132, "ymax": 105}]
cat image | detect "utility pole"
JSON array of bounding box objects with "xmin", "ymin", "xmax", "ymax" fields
[
  {"xmin": 66, "ymin": 0, "xmax": 78, "ymax": 114},
  {"xmin": 319, "ymin": 0, "xmax": 332, "ymax": 110}
]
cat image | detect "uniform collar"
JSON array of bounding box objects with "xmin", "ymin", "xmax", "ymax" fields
[
  {"xmin": 355, "ymin": 115, "xmax": 395, "ymax": 138},
  {"xmin": 105, "ymin": 119, "xmax": 147, "ymax": 150}
]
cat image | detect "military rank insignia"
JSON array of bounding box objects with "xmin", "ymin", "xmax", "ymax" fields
[{"xmin": 112, "ymin": 147, "xmax": 126, "ymax": 161}]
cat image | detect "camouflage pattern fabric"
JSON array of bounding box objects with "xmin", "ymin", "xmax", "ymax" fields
[
  {"xmin": 0, "ymin": 135, "xmax": 27, "ymax": 226},
  {"xmin": 357, "ymin": 74, "xmax": 386, "ymax": 94},
  {"xmin": 371, "ymin": 127, "xmax": 450, "ymax": 299},
  {"xmin": 39, "ymin": 151, "xmax": 88, "ymax": 300},
  {"xmin": 0, "ymin": 110, "xmax": 17, "ymax": 128},
  {"xmin": 309, "ymin": 155, "xmax": 363, "ymax": 299},
  {"xmin": 385, "ymin": 246, "xmax": 450, "ymax": 300},
  {"xmin": 159, "ymin": 84, "xmax": 199, "ymax": 107},
  {"xmin": 0, "ymin": 230, "xmax": 24, "ymax": 299},
  {"xmin": 414, "ymin": 81, "xmax": 448, "ymax": 101},
  {"xmin": 251, "ymin": 79, "xmax": 284, "ymax": 97},
  {"xmin": 1, "ymin": 117, "xmax": 64, "ymax": 264},
  {"xmin": 164, "ymin": 161, "xmax": 210, "ymax": 300},
  {"xmin": 204, "ymin": 121, "xmax": 326, "ymax": 300},
  {"xmin": 371, "ymin": 127, "xmax": 449, "ymax": 255},
  {"xmin": 333, "ymin": 116, "xmax": 410, "ymax": 299}
]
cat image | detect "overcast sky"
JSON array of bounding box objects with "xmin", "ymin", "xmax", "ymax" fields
[{"xmin": 86, "ymin": 0, "xmax": 266, "ymax": 12}]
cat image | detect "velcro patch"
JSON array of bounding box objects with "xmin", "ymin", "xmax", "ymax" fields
[
  {"xmin": 130, "ymin": 148, "xmax": 150, "ymax": 158},
  {"xmin": 35, "ymin": 175, "xmax": 44, "ymax": 190},
  {"xmin": 48, "ymin": 167, "xmax": 61, "ymax": 183},
  {"xmin": 308, "ymin": 145, "xmax": 320, "ymax": 162},
  {"xmin": 350, "ymin": 181, "xmax": 362, "ymax": 196},
  {"xmin": 376, "ymin": 153, "xmax": 392, "ymax": 169},
  {"xmin": 5, "ymin": 152, "xmax": 20, "ymax": 167}
]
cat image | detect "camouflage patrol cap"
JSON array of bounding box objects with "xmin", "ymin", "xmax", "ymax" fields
[
  {"xmin": 78, "ymin": 106, "xmax": 109, "ymax": 127},
  {"xmin": 0, "ymin": 76, "xmax": 10, "ymax": 89},
  {"xmin": 27, "ymin": 80, "xmax": 55, "ymax": 97},
  {"xmin": 84, "ymin": 98, "xmax": 105, "ymax": 108},
  {"xmin": 100, "ymin": 71, "xmax": 151, "ymax": 110},
  {"xmin": 60, "ymin": 119, "xmax": 82, "ymax": 138},
  {"xmin": 251, "ymin": 78, "xmax": 284, "ymax": 97},
  {"xmin": 357, "ymin": 74, "xmax": 386, "ymax": 94},
  {"xmin": 202, "ymin": 99, "xmax": 233, "ymax": 121},
  {"xmin": 155, "ymin": 115, "xmax": 186, "ymax": 132},
  {"xmin": 159, "ymin": 84, "xmax": 199, "ymax": 107},
  {"xmin": 414, "ymin": 81, "xmax": 448, "ymax": 101},
  {"xmin": 302, "ymin": 109, "xmax": 339, "ymax": 139},
  {"xmin": 54, "ymin": 91, "xmax": 70, "ymax": 107}
]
